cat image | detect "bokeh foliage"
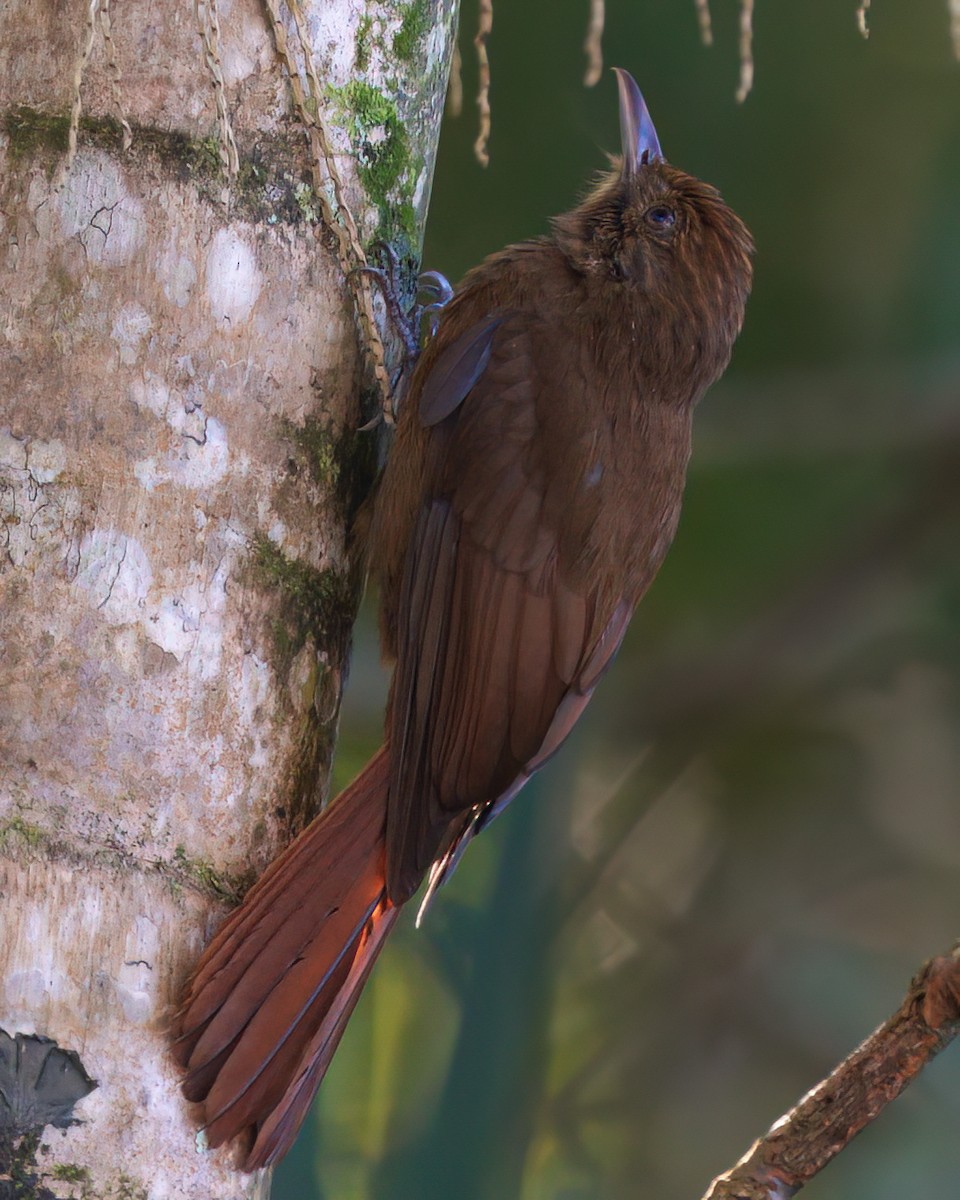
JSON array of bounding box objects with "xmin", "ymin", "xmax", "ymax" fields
[{"xmin": 277, "ymin": 2, "xmax": 960, "ymax": 1196}]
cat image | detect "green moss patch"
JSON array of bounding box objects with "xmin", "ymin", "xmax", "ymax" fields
[
  {"xmin": 278, "ymin": 414, "xmax": 379, "ymax": 526},
  {"xmin": 279, "ymin": 416, "xmax": 340, "ymax": 490},
  {"xmin": 342, "ymin": 81, "xmax": 408, "ymax": 197},
  {"xmin": 251, "ymin": 535, "xmax": 354, "ymax": 660},
  {"xmin": 1, "ymin": 106, "xmax": 323, "ymax": 228},
  {"xmin": 355, "ymin": 14, "xmax": 374, "ymax": 70},
  {"xmin": 172, "ymin": 845, "xmax": 246, "ymax": 904},
  {"xmin": 330, "ymin": 82, "xmax": 420, "ymax": 245},
  {"xmin": 0, "ymin": 815, "xmax": 46, "ymax": 848},
  {"xmin": 392, "ymin": 0, "xmax": 431, "ymax": 62}
]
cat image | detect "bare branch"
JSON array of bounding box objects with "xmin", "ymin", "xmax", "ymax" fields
[{"xmin": 703, "ymin": 947, "xmax": 960, "ymax": 1199}]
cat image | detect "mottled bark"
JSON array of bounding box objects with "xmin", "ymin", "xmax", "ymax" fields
[{"xmin": 0, "ymin": 1, "xmax": 455, "ymax": 1195}]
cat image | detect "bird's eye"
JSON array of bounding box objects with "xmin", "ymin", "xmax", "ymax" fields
[{"xmin": 645, "ymin": 205, "xmax": 676, "ymax": 230}]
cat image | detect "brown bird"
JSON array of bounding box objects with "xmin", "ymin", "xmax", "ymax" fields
[{"xmin": 173, "ymin": 69, "xmax": 754, "ymax": 1169}]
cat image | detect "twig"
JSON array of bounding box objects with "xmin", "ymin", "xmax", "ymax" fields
[
  {"xmin": 473, "ymin": 0, "xmax": 493, "ymax": 167},
  {"xmin": 856, "ymin": 0, "xmax": 871, "ymax": 38},
  {"xmin": 735, "ymin": 0, "xmax": 754, "ymax": 103},
  {"xmin": 702, "ymin": 947, "xmax": 960, "ymax": 1199},
  {"xmin": 583, "ymin": 0, "xmax": 605, "ymax": 86},
  {"xmin": 695, "ymin": 0, "xmax": 714, "ymax": 47}
]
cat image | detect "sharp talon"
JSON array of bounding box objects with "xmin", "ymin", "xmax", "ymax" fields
[
  {"xmin": 354, "ymin": 254, "xmax": 455, "ymax": 426},
  {"xmin": 358, "ymin": 394, "xmax": 396, "ymax": 432},
  {"xmin": 418, "ymin": 271, "xmax": 454, "ymax": 307},
  {"xmin": 369, "ymin": 239, "xmax": 400, "ymax": 273},
  {"xmin": 422, "ymin": 305, "xmax": 444, "ymax": 338}
]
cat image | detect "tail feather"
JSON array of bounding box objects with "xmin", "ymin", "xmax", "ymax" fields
[
  {"xmin": 239, "ymin": 901, "xmax": 399, "ymax": 1170},
  {"xmin": 181, "ymin": 747, "xmax": 390, "ymax": 1032},
  {"xmin": 202, "ymin": 935, "xmax": 358, "ymax": 1143},
  {"xmin": 187, "ymin": 801, "xmax": 385, "ymax": 1066},
  {"xmin": 173, "ymin": 746, "xmax": 397, "ymax": 1169},
  {"xmin": 200, "ymin": 885, "xmax": 380, "ymax": 1125}
]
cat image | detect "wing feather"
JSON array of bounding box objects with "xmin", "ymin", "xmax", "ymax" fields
[
  {"xmin": 418, "ymin": 315, "xmax": 503, "ymax": 425},
  {"xmin": 382, "ymin": 312, "xmax": 634, "ymax": 903}
]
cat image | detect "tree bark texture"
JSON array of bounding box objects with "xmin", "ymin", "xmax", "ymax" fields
[{"xmin": 0, "ymin": 1, "xmax": 456, "ymax": 1195}]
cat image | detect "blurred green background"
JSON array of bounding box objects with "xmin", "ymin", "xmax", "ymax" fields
[{"xmin": 278, "ymin": 2, "xmax": 960, "ymax": 1196}]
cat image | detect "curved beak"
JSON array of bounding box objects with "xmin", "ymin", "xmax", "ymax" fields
[{"xmin": 613, "ymin": 67, "xmax": 662, "ymax": 175}]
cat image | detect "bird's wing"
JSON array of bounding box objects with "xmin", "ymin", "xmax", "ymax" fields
[{"xmin": 384, "ymin": 312, "xmax": 631, "ymax": 902}]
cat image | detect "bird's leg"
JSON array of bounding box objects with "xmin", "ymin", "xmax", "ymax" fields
[
  {"xmin": 360, "ymin": 243, "xmax": 454, "ymax": 357},
  {"xmin": 357, "ymin": 241, "xmax": 422, "ymax": 362},
  {"xmin": 357, "ymin": 242, "xmax": 454, "ymax": 425}
]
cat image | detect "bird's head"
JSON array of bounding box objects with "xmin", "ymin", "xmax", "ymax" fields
[{"xmin": 553, "ymin": 69, "xmax": 754, "ymax": 388}]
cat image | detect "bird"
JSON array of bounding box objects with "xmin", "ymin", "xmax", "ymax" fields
[{"xmin": 173, "ymin": 68, "xmax": 754, "ymax": 1170}]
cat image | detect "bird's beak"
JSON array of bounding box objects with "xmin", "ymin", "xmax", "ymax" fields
[{"xmin": 614, "ymin": 67, "xmax": 662, "ymax": 175}]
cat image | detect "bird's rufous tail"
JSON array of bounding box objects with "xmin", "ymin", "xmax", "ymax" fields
[{"xmin": 173, "ymin": 746, "xmax": 399, "ymax": 1170}]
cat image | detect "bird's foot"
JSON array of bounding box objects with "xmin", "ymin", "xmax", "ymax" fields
[
  {"xmin": 357, "ymin": 241, "xmax": 421, "ymax": 361},
  {"xmin": 356, "ymin": 244, "xmax": 454, "ymax": 427}
]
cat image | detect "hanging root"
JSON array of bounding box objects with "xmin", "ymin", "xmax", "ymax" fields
[
  {"xmin": 583, "ymin": 0, "xmax": 605, "ymax": 86},
  {"xmin": 735, "ymin": 0, "xmax": 754, "ymax": 103},
  {"xmin": 261, "ymin": 0, "xmax": 393, "ymax": 419},
  {"xmin": 196, "ymin": 0, "xmax": 240, "ymax": 176},
  {"xmin": 473, "ymin": 0, "xmax": 493, "ymax": 166},
  {"xmin": 448, "ymin": 40, "xmax": 463, "ymax": 116},
  {"xmin": 695, "ymin": 0, "xmax": 714, "ymax": 47}
]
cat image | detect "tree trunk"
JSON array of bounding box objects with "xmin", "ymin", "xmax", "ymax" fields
[{"xmin": 0, "ymin": 1, "xmax": 455, "ymax": 1195}]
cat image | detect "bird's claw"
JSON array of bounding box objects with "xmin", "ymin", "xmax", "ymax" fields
[
  {"xmin": 355, "ymin": 251, "xmax": 420, "ymax": 361},
  {"xmin": 417, "ymin": 270, "xmax": 454, "ymax": 338},
  {"xmin": 353, "ymin": 246, "xmax": 455, "ymax": 428},
  {"xmin": 418, "ymin": 270, "xmax": 454, "ymax": 306}
]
